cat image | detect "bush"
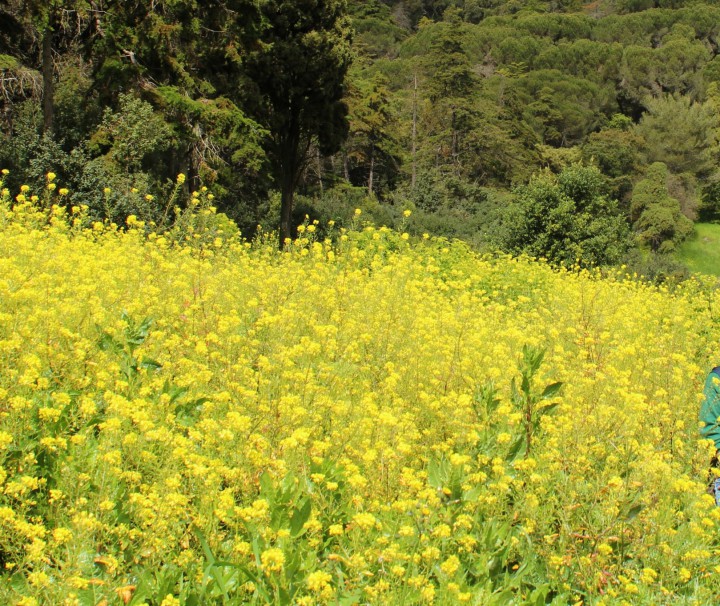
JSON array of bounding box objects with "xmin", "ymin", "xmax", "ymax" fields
[{"xmin": 496, "ymin": 163, "xmax": 631, "ymax": 266}]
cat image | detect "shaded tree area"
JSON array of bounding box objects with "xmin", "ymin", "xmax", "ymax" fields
[
  {"xmin": 0, "ymin": 0, "xmax": 347, "ymax": 238},
  {"xmin": 244, "ymin": 0, "xmax": 352, "ymax": 245}
]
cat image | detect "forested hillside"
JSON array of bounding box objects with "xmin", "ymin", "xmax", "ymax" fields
[{"xmin": 2, "ymin": 0, "xmax": 720, "ymax": 273}]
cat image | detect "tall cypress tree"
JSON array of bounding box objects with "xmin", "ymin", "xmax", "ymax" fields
[
  {"xmin": 245, "ymin": 0, "xmax": 353, "ymax": 246},
  {"xmin": 424, "ymin": 19, "xmax": 475, "ymax": 171}
]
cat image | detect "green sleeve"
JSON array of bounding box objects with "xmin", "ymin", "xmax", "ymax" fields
[{"xmin": 700, "ymin": 371, "xmax": 720, "ymax": 450}]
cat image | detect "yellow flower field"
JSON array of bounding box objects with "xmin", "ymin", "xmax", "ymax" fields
[{"xmin": 2, "ymin": 186, "xmax": 720, "ymax": 605}]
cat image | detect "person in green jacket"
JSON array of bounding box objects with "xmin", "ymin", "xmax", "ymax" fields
[{"xmin": 700, "ymin": 366, "xmax": 720, "ymax": 504}]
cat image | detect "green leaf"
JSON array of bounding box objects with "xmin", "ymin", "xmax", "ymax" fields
[
  {"xmin": 279, "ymin": 587, "xmax": 293, "ymax": 605},
  {"xmin": 147, "ymin": 565, "xmax": 183, "ymax": 601},
  {"xmin": 205, "ymin": 562, "xmax": 232, "ymax": 599},
  {"xmin": 175, "ymin": 397, "xmax": 210, "ymax": 426},
  {"xmin": 463, "ymin": 485, "xmax": 483, "ymax": 502},
  {"xmin": 428, "ymin": 457, "xmax": 449, "ymax": 489},
  {"xmin": 234, "ymin": 563, "xmax": 272, "ymax": 602},
  {"xmin": 9, "ymin": 571, "xmax": 29, "ymax": 592},
  {"xmin": 196, "ymin": 529, "xmax": 217, "ymax": 564},
  {"xmin": 506, "ymin": 435, "xmax": 526, "ymax": 461},
  {"xmin": 290, "ymin": 498, "xmax": 312, "ymax": 538},
  {"xmin": 113, "ymin": 491, "xmax": 132, "ymax": 525},
  {"xmin": 473, "ymin": 383, "xmax": 500, "ymax": 419},
  {"xmin": 251, "ymin": 535, "xmax": 263, "ymax": 568},
  {"xmin": 128, "ymin": 587, "xmax": 151, "ymax": 605},
  {"xmin": 530, "ymin": 585, "xmax": 551, "ymax": 606},
  {"xmin": 140, "ymin": 356, "xmax": 162, "ymax": 371},
  {"xmin": 260, "ymin": 471, "xmax": 274, "ymax": 497},
  {"xmin": 523, "ymin": 345, "xmax": 545, "ymax": 375},
  {"xmin": 338, "ymin": 592, "xmax": 363, "ymax": 605},
  {"xmin": 521, "ymin": 374, "xmax": 531, "ymax": 397},
  {"xmin": 540, "ymin": 381, "xmax": 563, "ymax": 400},
  {"xmin": 626, "ymin": 504, "xmax": 644, "ymax": 521},
  {"xmin": 77, "ymin": 589, "xmax": 100, "ymax": 606},
  {"xmin": 98, "ymin": 331, "xmax": 122, "ymax": 354}
]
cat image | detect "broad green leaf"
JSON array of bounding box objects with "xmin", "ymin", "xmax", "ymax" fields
[
  {"xmin": 626, "ymin": 504, "xmax": 644, "ymax": 521},
  {"xmin": 540, "ymin": 381, "xmax": 563, "ymax": 400},
  {"xmin": 290, "ymin": 498, "xmax": 312, "ymax": 538}
]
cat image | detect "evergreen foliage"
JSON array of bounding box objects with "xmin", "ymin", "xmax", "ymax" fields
[
  {"xmin": 630, "ymin": 162, "xmax": 694, "ymax": 252},
  {"xmin": 3, "ymin": 0, "xmax": 720, "ymax": 268},
  {"xmin": 244, "ymin": 0, "xmax": 352, "ymax": 245}
]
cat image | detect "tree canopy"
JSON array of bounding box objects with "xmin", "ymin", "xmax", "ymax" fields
[{"xmin": 2, "ymin": 0, "xmax": 720, "ymax": 268}]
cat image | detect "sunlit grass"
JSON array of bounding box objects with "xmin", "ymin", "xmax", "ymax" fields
[{"xmin": 677, "ymin": 222, "xmax": 720, "ymax": 276}]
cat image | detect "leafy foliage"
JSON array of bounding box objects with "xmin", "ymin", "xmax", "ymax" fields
[
  {"xmin": 5, "ymin": 0, "xmax": 720, "ymax": 265},
  {"xmin": 244, "ymin": 0, "xmax": 353, "ymax": 244},
  {"xmin": 497, "ymin": 164, "xmax": 631, "ymax": 266},
  {"xmin": 630, "ymin": 162, "xmax": 694, "ymax": 253}
]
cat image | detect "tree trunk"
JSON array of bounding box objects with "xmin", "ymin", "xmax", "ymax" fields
[
  {"xmin": 278, "ymin": 124, "xmax": 301, "ymax": 248},
  {"xmin": 316, "ymin": 147, "xmax": 323, "ymax": 194},
  {"xmin": 42, "ymin": 21, "xmax": 55, "ymax": 135},
  {"xmin": 280, "ymin": 169, "xmax": 294, "ymax": 248},
  {"xmin": 411, "ymin": 72, "xmax": 417, "ymax": 190},
  {"xmin": 451, "ymin": 107, "xmax": 457, "ymax": 168},
  {"xmin": 188, "ymin": 126, "xmax": 201, "ymax": 191},
  {"xmin": 368, "ymin": 145, "xmax": 375, "ymax": 196}
]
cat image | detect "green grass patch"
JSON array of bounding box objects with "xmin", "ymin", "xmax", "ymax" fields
[{"xmin": 677, "ymin": 222, "xmax": 720, "ymax": 276}]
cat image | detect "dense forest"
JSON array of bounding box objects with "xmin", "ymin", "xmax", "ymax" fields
[{"xmin": 2, "ymin": 0, "xmax": 720, "ymax": 275}]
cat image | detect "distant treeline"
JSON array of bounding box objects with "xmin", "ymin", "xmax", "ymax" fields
[{"xmin": 2, "ymin": 0, "xmax": 720, "ymax": 273}]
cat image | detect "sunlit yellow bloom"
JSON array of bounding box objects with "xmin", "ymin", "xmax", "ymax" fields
[
  {"xmin": 307, "ymin": 570, "xmax": 332, "ymax": 592},
  {"xmin": 440, "ymin": 555, "xmax": 460, "ymax": 576},
  {"xmin": 260, "ymin": 548, "xmax": 285, "ymax": 574},
  {"xmin": 0, "ymin": 199, "xmax": 716, "ymax": 604}
]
